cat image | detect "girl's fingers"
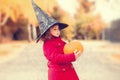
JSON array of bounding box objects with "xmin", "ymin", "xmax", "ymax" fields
[{"xmin": 74, "ymin": 50, "xmax": 78, "ymax": 53}]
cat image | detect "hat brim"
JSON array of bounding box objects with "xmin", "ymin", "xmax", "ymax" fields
[
  {"xmin": 36, "ymin": 22, "xmax": 68, "ymax": 43},
  {"xmin": 58, "ymin": 23, "xmax": 68, "ymax": 30}
]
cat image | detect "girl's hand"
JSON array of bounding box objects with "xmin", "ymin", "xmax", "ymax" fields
[{"xmin": 74, "ymin": 50, "xmax": 82, "ymax": 60}]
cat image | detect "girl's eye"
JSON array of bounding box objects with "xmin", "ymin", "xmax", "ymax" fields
[{"xmin": 54, "ymin": 29, "xmax": 57, "ymax": 30}]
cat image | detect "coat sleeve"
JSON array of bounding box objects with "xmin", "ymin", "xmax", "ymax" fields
[{"xmin": 43, "ymin": 43, "xmax": 76, "ymax": 64}]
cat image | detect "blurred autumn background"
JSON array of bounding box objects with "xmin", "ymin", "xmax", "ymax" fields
[
  {"xmin": 0, "ymin": 0, "xmax": 108, "ymax": 42},
  {"xmin": 1, "ymin": 0, "xmax": 120, "ymax": 42},
  {"xmin": 0, "ymin": 0, "xmax": 120, "ymax": 80}
]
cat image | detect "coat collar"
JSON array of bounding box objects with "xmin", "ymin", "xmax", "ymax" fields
[
  {"xmin": 44, "ymin": 35, "xmax": 61, "ymax": 42},
  {"xmin": 50, "ymin": 36, "xmax": 62, "ymax": 41}
]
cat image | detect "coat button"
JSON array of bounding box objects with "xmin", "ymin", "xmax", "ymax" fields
[{"xmin": 62, "ymin": 68, "xmax": 66, "ymax": 71}]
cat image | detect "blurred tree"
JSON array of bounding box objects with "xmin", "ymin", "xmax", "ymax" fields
[
  {"xmin": 73, "ymin": 0, "xmax": 105, "ymax": 40},
  {"xmin": 90, "ymin": 15, "xmax": 106, "ymax": 40},
  {"xmin": 73, "ymin": 23, "xmax": 85, "ymax": 39},
  {"xmin": 0, "ymin": 7, "xmax": 9, "ymax": 42},
  {"xmin": 13, "ymin": 14, "xmax": 28, "ymax": 40},
  {"xmin": 73, "ymin": 14, "xmax": 96, "ymax": 40},
  {"xmin": 0, "ymin": 0, "xmax": 24, "ymax": 42},
  {"xmin": 51, "ymin": 6, "xmax": 62, "ymax": 20},
  {"xmin": 0, "ymin": 0, "xmax": 57, "ymax": 42}
]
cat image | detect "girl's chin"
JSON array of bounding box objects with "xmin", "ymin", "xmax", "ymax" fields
[
  {"xmin": 54, "ymin": 35, "xmax": 60, "ymax": 37},
  {"xmin": 55, "ymin": 36, "xmax": 59, "ymax": 37}
]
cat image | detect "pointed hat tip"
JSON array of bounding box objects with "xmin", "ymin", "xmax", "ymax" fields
[
  {"xmin": 31, "ymin": 0, "xmax": 35, "ymax": 5},
  {"xmin": 31, "ymin": 0, "xmax": 33, "ymax": 2}
]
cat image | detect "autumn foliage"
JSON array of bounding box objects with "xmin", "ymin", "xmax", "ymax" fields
[{"xmin": 0, "ymin": 0, "xmax": 107, "ymax": 43}]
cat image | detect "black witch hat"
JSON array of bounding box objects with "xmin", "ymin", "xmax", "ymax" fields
[{"xmin": 31, "ymin": 0, "xmax": 68, "ymax": 42}]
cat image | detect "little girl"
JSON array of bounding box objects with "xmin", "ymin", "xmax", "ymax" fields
[
  {"xmin": 31, "ymin": 0, "xmax": 82, "ymax": 80},
  {"xmin": 40, "ymin": 24, "xmax": 81, "ymax": 80}
]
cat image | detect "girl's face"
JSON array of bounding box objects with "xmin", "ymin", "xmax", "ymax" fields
[{"xmin": 49, "ymin": 25, "xmax": 60, "ymax": 37}]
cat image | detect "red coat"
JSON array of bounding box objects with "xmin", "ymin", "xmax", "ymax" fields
[{"xmin": 43, "ymin": 36, "xmax": 79, "ymax": 80}]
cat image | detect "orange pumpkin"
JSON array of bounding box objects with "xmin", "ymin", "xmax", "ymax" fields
[{"xmin": 63, "ymin": 40, "xmax": 83, "ymax": 54}]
